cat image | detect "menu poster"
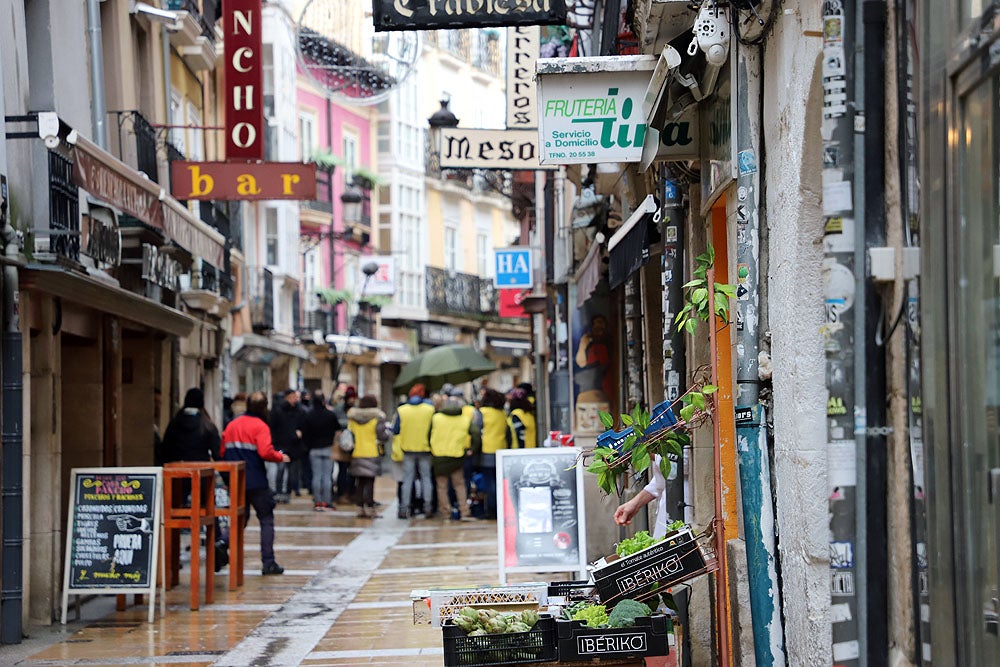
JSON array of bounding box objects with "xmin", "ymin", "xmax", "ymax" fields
[
  {"xmin": 497, "ymin": 449, "xmax": 588, "ymax": 583},
  {"xmin": 61, "ymin": 468, "xmax": 162, "ymax": 624}
]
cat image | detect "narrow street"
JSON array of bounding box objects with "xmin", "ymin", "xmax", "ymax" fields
[{"xmin": 10, "ymin": 481, "xmax": 500, "ymax": 666}]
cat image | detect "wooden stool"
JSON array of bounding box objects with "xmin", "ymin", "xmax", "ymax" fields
[
  {"xmin": 162, "ymin": 466, "xmax": 215, "ymax": 610},
  {"xmin": 164, "ymin": 461, "xmax": 246, "ymax": 590}
]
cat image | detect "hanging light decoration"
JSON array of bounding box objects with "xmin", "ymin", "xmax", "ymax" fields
[{"xmin": 295, "ymin": 0, "xmax": 420, "ymax": 106}]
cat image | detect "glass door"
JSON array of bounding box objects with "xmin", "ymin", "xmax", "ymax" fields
[{"xmin": 953, "ymin": 53, "xmax": 1000, "ymax": 663}]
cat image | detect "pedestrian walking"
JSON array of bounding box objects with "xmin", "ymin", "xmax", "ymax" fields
[
  {"xmin": 301, "ymin": 390, "xmax": 341, "ymax": 511},
  {"xmin": 270, "ymin": 389, "xmax": 305, "ymax": 502},
  {"xmin": 430, "ymin": 388, "xmax": 480, "ymax": 520},
  {"xmin": 220, "ymin": 391, "xmax": 290, "ymax": 575},
  {"xmin": 331, "ymin": 385, "xmax": 358, "ymax": 503},
  {"xmin": 507, "ymin": 387, "xmax": 537, "ymax": 449},
  {"xmin": 160, "ymin": 387, "xmax": 221, "ymax": 464},
  {"xmin": 478, "ymin": 388, "xmax": 512, "ymax": 520},
  {"xmin": 348, "ymin": 395, "xmax": 389, "ymax": 518},
  {"xmin": 394, "ymin": 384, "xmax": 436, "ymax": 519}
]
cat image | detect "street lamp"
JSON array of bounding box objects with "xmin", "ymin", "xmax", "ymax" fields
[
  {"xmin": 340, "ymin": 181, "xmax": 364, "ymax": 226},
  {"xmin": 427, "ymin": 98, "xmax": 459, "ymax": 175}
]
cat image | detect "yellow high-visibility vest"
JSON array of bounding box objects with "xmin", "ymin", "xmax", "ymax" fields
[
  {"xmin": 509, "ymin": 408, "xmax": 537, "ymax": 448},
  {"xmin": 430, "ymin": 412, "xmax": 472, "ymax": 458},
  {"xmin": 349, "ymin": 419, "xmax": 380, "ymax": 458},
  {"xmin": 481, "ymin": 407, "xmax": 510, "ymax": 454},
  {"xmin": 397, "ymin": 402, "xmax": 435, "ymax": 453}
]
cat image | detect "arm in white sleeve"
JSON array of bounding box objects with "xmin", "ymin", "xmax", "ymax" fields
[{"xmin": 642, "ymin": 454, "xmax": 666, "ymax": 498}]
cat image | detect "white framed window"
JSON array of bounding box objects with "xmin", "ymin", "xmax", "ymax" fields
[
  {"xmin": 266, "ymin": 208, "xmax": 279, "ymax": 266},
  {"xmin": 343, "ymin": 132, "xmax": 358, "ymax": 185},
  {"xmin": 477, "ymin": 233, "xmax": 489, "ymax": 277},
  {"xmin": 169, "ymin": 89, "xmax": 185, "ymax": 153},
  {"xmin": 186, "ymin": 102, "xmax": 204, "ymax": 161},
  {"xmin": 303, "ymin": 247, "xmax": 320, "ymax": 311},
  {"xmin": 445, "ymin": 226, "xmax": 458, "ymax": 272},
  {"xmin": 299, "ymin": 112, "xmax": 317, "ymax": 161}
]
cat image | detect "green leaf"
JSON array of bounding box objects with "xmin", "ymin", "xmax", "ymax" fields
[
  {"xmin": 693, "ymin": 265, "xmax": 707, "ymax": 279},
  {"xmin": 621, "ymin": 414, "xmax": 634, "ymax": 426},
  {"xmin": 680, "ymin": 394, "xmax": 693, "ymax": 405},
  {"xmin": 682, "ymin": 279, "xmax": 704, "ymax": 289},
  {"xmin": 659, "ymin": 456, "xmax": 672, "ymax": 480},
  {"xmin": 599, "ymin": 411, "xmax": 615, "ymax": 429},
  {"xmin": 685, "ymin": 319, "xmax": 698, "ymax": 335},
  {"xmin": 586, "ymin": 458, "xmax": 608, "ymax": 474},
  {"xmin": 665, "ymin": 437, "xmax": 684, "ymax": 457},
  {"xmin": 716, "ymin": 284, "xmax": 737, "ymax": 298},
  {"xmin": 632, "ymin": 404, "xmax": 643, "ymax": 426},
  {"xmin": 622, "ymin": 433, "xmax": 636, "ymax": 451},
  {"xmin": 696, "ymin": 252, "xmax": 712, "ymax": 264},
  {"xmin": 706, "ymin": 243, "xmax": 715, "ymax": 264},
  {"xmin": 691, "ymin": 392, "xmax": 706, "ymax": 410},
  {"xmin": 691, "ymin": 287, "xmax": 708, "ymax": 305},
  {"xmin": 680, "ymin": 404, "xmax": 696, "ymax": 422},
  {"xmin": 632, "ymin": 446, "xmax": 651, "ymax": 473},
  {"xmin": 598, "ymin": 471, "xmax": 615, "ymax": 495},
  {"xmin": 702, "ymin": 384, "xmax": 719, "ymax": 394}
]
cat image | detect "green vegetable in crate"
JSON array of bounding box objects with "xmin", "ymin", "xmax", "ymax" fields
[
  {"xmin": 459, "ymin": 607, "xmax": 479, "ymax": 623},
  {"xmin": 571, "ymin": 603, "xmax": 610, "ymax": 627},
  {"xmin": 486, "ymin": 617, "xmax": 509, "ymax": 634},
  {"xmin": 608, "ymin": 599, "xmax": 653, "ymax": 628},
  {"xmin": 520, "ymin": 609, "xmax": 539, "ymax": 628},
  {"xmin": 616, "ymin": 530, "xmax": 664, "ymax": 557},
  {"xmin": 453, "ymin": 615, "xmax": 477, "ymax": 634},
  {"xmin": 508, "ymin": 621, "xmax": 531, "ymax": 633},
  {"xmin": 468, "ymin": 628, "xmax": 487, "ymax": 637}
]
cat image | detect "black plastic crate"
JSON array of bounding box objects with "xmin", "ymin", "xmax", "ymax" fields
[
  {"xmin": 547, "ymin": 580, "xmax": 596, "ymax": 600},
  {"xmin": 592, "ymin": 529, "xmax": 707, "ymax": 605},
  {"xmin": 556, "ymin": 614, "xmax": 670, "ymax": 662},
  {"xmin": 442, "ymin": 615, "xmax": 557, "ymax": 667}
]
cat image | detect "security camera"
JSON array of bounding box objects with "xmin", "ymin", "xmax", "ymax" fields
[{"xmin": 130, "ymin": 2, "xmax": 182, "ymax": 28}]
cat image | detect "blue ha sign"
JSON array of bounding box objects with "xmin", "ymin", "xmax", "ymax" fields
[{"xmin": 494, "ymin": 248, "xmax": 533, "ymax": 288}]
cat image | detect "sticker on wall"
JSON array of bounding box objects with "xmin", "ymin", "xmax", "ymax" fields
[
  {"xmin": 830, "ymin": 542, "xmax": 854, "ymax": 569},
  {"xmin": 737, "ymin": 149, "xmax": 757, "ymax": 175},
  {"xmin": 831, "ymin": 571, "xmax": 855, "ymax": 596}
]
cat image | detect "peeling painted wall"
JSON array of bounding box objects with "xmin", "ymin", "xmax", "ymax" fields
[{"xmin": 762, "ymin": 2, "xmax": 832, "ymax": 664}]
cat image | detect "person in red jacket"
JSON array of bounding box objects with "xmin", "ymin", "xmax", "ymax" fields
[{"xmin": 220, "ymin": 391, "xmax": 290, "ymax": 575}]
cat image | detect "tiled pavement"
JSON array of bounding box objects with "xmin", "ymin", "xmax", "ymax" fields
[{"xmin": 3, "ymin": 478, "xmax": 507, "ymax": 667}]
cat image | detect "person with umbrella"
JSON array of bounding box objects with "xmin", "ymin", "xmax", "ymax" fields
[{"xmin": 393, "ymin": 384, "xmax": 436, "ymax": 519}]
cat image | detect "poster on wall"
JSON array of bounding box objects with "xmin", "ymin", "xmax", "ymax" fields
[
  {"xmin": 572, "ymin": 293, "xmax": 616, "ymax": 434},
  {"xmin": 373, "ymin": 0, "xmax": 568, "ymax": 32},
  {"xmin": 497, "ymin": 448, "xmax": 588, "ymax": 583}
]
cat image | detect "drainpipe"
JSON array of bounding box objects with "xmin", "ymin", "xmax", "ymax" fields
[
  {"xmin": 733, "ymin": 37, "xmax": 785, "ymax": 666},
  {"xmin": 862, "ymin": 3, "xmax": 889, "ymax": 664},
  {"xmin": 1, "ymin": 181, "xmax": 23, "ymax": 645},
  {"xmin": 86, "ymin": 0, "xmax": 108, "ymax": 149}
]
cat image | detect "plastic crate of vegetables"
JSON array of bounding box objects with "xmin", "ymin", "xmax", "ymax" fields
[
  {"xmin": 591, "ymin": 527, "xmax": 712, "ymax": 605},
  {"xmin": 556, "ymin": 598, "xmax": 670, "ymax": 662},
  {"xmin": 442, "ymin": 609, "xmax": 556, "ymax": 667}
]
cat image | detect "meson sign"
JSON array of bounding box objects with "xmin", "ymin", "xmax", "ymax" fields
[{"xmin": 225, "ymin": 0, "xmax": 263, "ymax": 160}]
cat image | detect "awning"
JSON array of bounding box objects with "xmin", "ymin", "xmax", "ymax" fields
[
  {"xmin": 21, "ymin": 265, "xmax": 198, "ymax": 337},
  {"xmin": 232, "ymin": 334, "xmax": 313, "ymax": 365},
  {"xmin": 325, "ymin": 334, "xmax": 408, "ymax": 355},
  {"xmin": 608, "ymin": 195, "xmax": 659, "ymax": 290},
  {"xmin": 488, "ymin": 338, "xmax": 532, "ymax": 352},
  {"xmin": 575, "ymin": 240, "xmax": 602, "ymax": 308}
]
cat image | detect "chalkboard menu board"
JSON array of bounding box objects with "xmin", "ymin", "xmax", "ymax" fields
[
  {"xmin": 61, "ymin": 468, "xmax": 162, "ymax": 623},
  {"xmin": 497, "ymin": 448, "xmax": 588, "ymax": 583}
]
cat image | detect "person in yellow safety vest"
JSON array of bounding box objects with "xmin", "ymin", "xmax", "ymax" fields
[
  {"xmin": 507, "ymin": 387, "xmax": 537, "ymax": 449},
  {"xmin": 430, "ymin": 388, "xmax": 481, "ymax": 520},
  {"xmin": 347, "ymin": 395, "xmax": 389, "ymax": 518},
  {"xmin": 392, "ymin": 383, "xmax": 435, "ymax": 519},
  {"xmin": 478, "ymin": 388, "xmax": 512, "ymax": 520}
]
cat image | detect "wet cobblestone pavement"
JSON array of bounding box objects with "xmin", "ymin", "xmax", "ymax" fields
[{"xmin": 4, "ymin": 479, "xmax": 505, "ymax": 666}]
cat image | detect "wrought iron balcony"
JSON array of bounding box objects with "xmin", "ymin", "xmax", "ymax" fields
[
  {"xmin": 112, "ymin": 110, "xmax": 158, "ymax": 184},
  {"xmin": 219, "ymin": 270, "xmax": 235, "ymax": 302},
  {"xmin": 248, "ymin": 266, "xmax": 275, "ymax": 333},
  {"xmin": 47, "ymin": 150, "xmax": 81, "ymax": 262},
  {"xmin": 166, "ymin": 0, "xmax": 217, "ymax": 41},
  {"xmin": 298, "ymin": 309, "xmax": 336, "ymax": 339},
  {"xmin": 425, "ymin": 266, "xmax": 498, "ymax": 319}
]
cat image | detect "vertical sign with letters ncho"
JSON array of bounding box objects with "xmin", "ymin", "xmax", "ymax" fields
[{"xmin": 225, "ymin": 0, "xmax": 264, "ymax": 160}]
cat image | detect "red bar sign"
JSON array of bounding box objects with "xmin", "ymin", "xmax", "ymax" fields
[
  {"xmin": 225, "ymin": 0, "xmax": 264, "ymax": 160},
  {"xmin": 170, "ymin": 161, "xmax": 317, "ymax": 201}
]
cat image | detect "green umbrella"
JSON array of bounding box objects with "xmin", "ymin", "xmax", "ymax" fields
[{"xmin": 393, "ymin": 344, "xmax": 496, "ymax": 393}]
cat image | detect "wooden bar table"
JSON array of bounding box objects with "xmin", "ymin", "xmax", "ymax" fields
[
  {"xmin": 161, "ymin": 465, "xmax": 215, "ymax": 610},
  {"xmin": 163, "ymin": 460, "xmax": 246, "ymax": 590}
]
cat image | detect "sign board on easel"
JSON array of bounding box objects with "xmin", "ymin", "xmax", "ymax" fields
[
  {"xmin": 497, "ymin": 448, "xmax": 588, "ymax": 584},
  {"xmin": 61, "ymin": 468, "xmax": 163, "ymax": 624}
]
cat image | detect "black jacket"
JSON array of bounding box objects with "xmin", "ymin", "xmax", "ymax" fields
[
  {"xmin": 301, "ymin": 404, "xmax": 341, "ymax": 450},
  {"xmin": 270, "ymin": 400, "xmax": 305, "ymax": 458},
  {"xmin": 160, "ymin": 409, "xmax": 221, "ymax": 463}
]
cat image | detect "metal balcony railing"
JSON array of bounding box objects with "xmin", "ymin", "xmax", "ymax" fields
[
  {"xmin": 166, "ymin": 0, "xmax": 217, "ymax": 41},
  {"xmin": 48, "ymin": 150, "xmax": 81, "ymax": 262},
  {"xmin": 111, "ymin": 110, "xmax": 159, "ymax": 184},
  {"xmin": 298, "ymin": 309, "xmax": 336, "ymax": 338},
  {"xmin": 425, "ymin": 266, "xmax": 498, "ymax": 318},
  {"xmin": 248, "ymin": 266, "xmax": 275, "ymax": 332}
]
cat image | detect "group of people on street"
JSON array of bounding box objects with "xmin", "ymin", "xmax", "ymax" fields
[
  {"xmin": 157, "ymin": 384, "xmax": 390, "ymax": 575},
  {"xmin": 155, "ymin": 380, "xmax": 537, "ymax": 575},
  {"xmin": 392, "ymin": 382, "xmax": 537, "ymax": 521}
]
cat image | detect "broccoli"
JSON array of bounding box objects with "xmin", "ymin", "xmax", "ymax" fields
[{"xmin": 607, "ymin": 599, "xmax": 652, "ymax": 628}]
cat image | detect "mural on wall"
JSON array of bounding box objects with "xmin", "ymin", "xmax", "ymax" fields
[{"xmin": 573, "ymin": 293, "xmax": 616, "ymax": 434}]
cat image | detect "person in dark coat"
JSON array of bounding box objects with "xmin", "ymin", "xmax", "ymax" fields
[
  {"xmin": 331, "ymin": 385, "xmax": 358, "ymax": 503},
  {"xmin": 301, "ymin": 391, "xmax": 342, "ymax": 510},
  {"xmin": 161, "ymin": 387, "xmax": 221, "ymax": 463},
  {"xmin": 270, "ymin": 389, "xmax": 305, "ymax": 502}
]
